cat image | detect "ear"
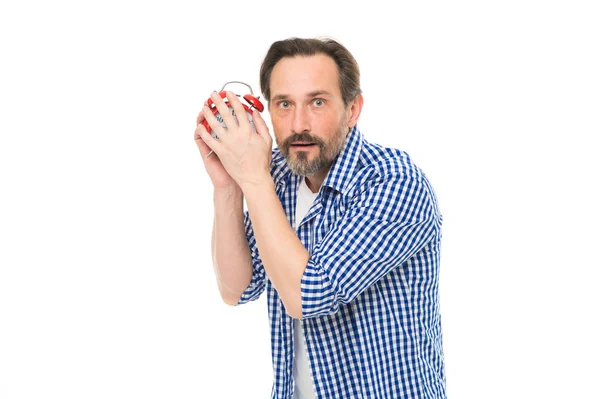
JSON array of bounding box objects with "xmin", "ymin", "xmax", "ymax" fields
[{"xmin": 346, "ymin": 94, "xmax": 364, "ymax": 129}]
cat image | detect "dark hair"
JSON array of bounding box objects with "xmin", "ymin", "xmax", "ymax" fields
[{"xmin": 259, "ymin": 37, "xmax": 362, "ymax": 107}]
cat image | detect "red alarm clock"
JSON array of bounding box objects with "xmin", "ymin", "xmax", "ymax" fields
[{"xmin": 202, "ymin": 81, "xmax": 264, "ymax": 138}]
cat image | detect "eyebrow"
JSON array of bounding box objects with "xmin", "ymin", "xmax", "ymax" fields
[{"xmin": 271, "ymin": 90, "xmax": 333, "ymax": 102}]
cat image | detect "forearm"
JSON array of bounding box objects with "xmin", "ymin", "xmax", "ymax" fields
[
  {"xmin": 243, "ymin": 180, "xmax": 309, "ymax": 318},
  {"xmin": 211, "ymin": 186, "xmax": 253, "ymax": 305}
]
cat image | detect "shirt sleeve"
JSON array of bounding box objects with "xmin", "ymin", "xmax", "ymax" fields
[
  {"xmin": 300, "ymin": 172, "xmax": 441, "ymax": 318},
  {"xmin": 236, "ymin": 210, "xmax": 267, "ymax": 305}
]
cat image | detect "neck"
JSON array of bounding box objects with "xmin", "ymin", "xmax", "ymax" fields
[{"xmin": 304, "ymin": 165, "xmax": 331, "ymax": 193}]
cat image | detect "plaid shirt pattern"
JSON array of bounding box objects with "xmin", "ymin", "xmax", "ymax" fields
[{"xmin": 238, "ymin": 127, "xmax": 446, "ymax": 399}]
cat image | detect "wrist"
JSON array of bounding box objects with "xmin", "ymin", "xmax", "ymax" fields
[
  {"xmin": 213, "ymin": 185, "xmax": 243, "ymax": 204},
  {"xmin": 240, "ymin": 173, "xmax": 275, "ymax": 200}
]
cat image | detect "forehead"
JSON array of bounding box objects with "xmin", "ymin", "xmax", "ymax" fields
[{"xmin": 269, "ymin": 54, "xmax": 341, "ymax": 99}]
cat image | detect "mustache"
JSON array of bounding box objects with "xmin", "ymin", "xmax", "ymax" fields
[{"xmin": 282, "ymin": 133, "xmax": 326, "ymax": 151}]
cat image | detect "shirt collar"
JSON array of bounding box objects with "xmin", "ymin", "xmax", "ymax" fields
[
  {"xmin": 271, "ymin": 126, "xmax": 363, "ymax": 195},
  {"xmin": 321, "ymin": 125, "xmax": 363, "ymax": 194}
]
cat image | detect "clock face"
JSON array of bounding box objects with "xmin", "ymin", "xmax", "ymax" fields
[{"xmin": 212, "ymin": 107, "xmax": 256, "ymax": 140}]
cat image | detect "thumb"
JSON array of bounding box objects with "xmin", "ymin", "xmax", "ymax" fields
[{"xmin": 194, "ymin": 125, "xmax": 212, "ymax": 157}]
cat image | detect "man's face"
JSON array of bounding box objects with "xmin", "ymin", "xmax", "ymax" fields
[{"xmin": 268, "ymin": 54, "xmax": 350, "ymax": 176}]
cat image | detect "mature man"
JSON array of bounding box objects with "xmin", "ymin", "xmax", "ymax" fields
[{"xmin": 194, "ymin": 37, "xmax": 446, "ymax": 399}]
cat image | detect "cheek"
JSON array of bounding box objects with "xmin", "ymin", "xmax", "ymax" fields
[
  {"xmin": 270, "ymin": 113, "xmax": 287, "ymax": 131},
  {"xmin": 315, "ymin": 111, "xmax": 342, "ymax": 136}
]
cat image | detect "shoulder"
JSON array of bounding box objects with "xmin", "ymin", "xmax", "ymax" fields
[
  {"xmin": 352, "ymin": 139, "xmax": 428, "ymax": 191},
  {"xmin": 349, "ymin": 138, "xmax": 441, "ymax": 219}
]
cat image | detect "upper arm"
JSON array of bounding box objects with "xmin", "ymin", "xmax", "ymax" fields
[{"xmin": 300, "ymin": 173, "xmax": 441, "ymax": 318}]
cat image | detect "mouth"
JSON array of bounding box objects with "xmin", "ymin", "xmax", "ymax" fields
[{"xmin": 290, "ymin": 141, "xmax": 317, "ymax": 148}]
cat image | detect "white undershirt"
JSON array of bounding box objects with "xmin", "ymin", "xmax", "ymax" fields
[{"xmin": 293, "ymin": 177, "xmax": 318, "ymax": 399}]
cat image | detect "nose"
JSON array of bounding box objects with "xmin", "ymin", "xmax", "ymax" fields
[{"xmin": 291, "ymin": 105, "xmax": 311, "ymax": 134}]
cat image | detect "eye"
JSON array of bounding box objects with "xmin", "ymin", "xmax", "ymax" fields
[
  {"xmin": 278, "ymin": 101, "xmax": 291, "ymax": 109},
  {"xmin": 312, "ymin": 98, "xmax": 325, "ymax": 107}
]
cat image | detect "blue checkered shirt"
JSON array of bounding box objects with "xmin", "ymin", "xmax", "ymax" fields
[{"xmin": 238, "ymin": 127, "xmax": 446, "ymax": 398}]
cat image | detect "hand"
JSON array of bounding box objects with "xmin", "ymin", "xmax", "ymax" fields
[
  {"xmin": 199, "ymin": 91, "xmax": 273, "ymax": 192},
  {"xmin": 194, "ymin": 110, "xmax": 238, "ymax": 190}
]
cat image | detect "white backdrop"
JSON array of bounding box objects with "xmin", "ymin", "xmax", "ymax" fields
[{"xmin": 1, "ymin": 0, "xmax": 599, "ymax": 398}]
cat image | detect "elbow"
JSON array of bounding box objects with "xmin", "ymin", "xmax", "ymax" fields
[
  {"xmin": 288, "ymin": 307, "xmax": 303, "ymax": 320},
  {"xmin": 218, "ymin": 283, "xmax": 243, "ymax": 306},
  {"xmin": 223, "ymin": 298, "xmax": 240, "ymax": 307},
  {"xmin": 283, "ymin": 298, "xmax": 303, "ymax": 319},
  {"xmin": 221, "ymin": 291, "xmax": 242, "ymax": 307}
]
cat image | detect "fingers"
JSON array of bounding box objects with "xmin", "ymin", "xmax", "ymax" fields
[
  {"xmin": 225, "ymin": 91, "xmax": 252, "ymax": 131},
  {"xmin": 194, "ymin": 121, "xmax": 223, "ymax": 158},
  {"xmin": 194, "ymin": 124, "xmax": 211, "ymax": 158},
  {"xmin": 196, "ymin": 110, "xmax": 205, "ymax": 126},
  {"xmin": 198, "ymin": 90, "xmax": 266, "ymax": 158},
  {"xmin": 201, "ymin": 105, "xmax": 226, "ymax": 138},
  {"xmin": 252, "ymin": 110, "xmax": 272, "ymax": 146},
  {"xmin": 209, "ymin": 91, "xmax": 238, "ymax": 130}
]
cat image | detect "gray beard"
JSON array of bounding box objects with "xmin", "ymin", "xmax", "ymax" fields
[
  {"xmin": 282, "ymin": 129, "xmax": 348, "ymax": 177},
  {"xmin": 284, "ymin": 150, "xmax": 330, "ymax": 176}
]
